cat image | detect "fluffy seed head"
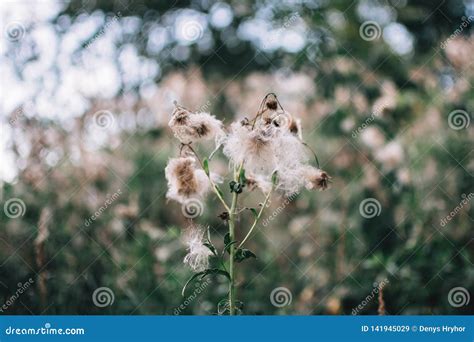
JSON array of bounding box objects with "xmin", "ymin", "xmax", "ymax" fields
[
  {"xmin": 169, "ymin": 105, "xmax": 224, "ymax": 144},
  {"xmin": 183, "ymin": 225, "xmax": 212, "ymax": 272},
  {"xmin": 165, "ymin": 157, "xmax": 210, "ymax": 204},
  {"xmin": 302, "ymin": 166, "xmax": 331, "ymax": 191}
]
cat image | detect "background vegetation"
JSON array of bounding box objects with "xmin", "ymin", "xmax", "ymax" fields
[{"xmin": 0, "ymin": 0, "xmax": 473, "ymax": 314}]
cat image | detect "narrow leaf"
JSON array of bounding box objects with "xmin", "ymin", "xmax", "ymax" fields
[
  {"xmin": 224, "ymin": 240, "xmax": 237, "ymax": 253},
  {"xmin": 181, "ymin": 271, "xmax": 206, "ymax": 297},
  {"xmin": 215, "ymin": 185, "xmax": 224, "ymax": 198},
  {"xmin": 271, "ymin": 171, "xmax": 278, "ymax": 186},
  {"xmin": 234, "ymin": 248, "xmax": 257, "ymax": 263},
  {"xmin": 250, "ymin": 208, "xmax": 258, "ymax": 219},
  {"xmin": 224, "ymin": 232, "xmax": 230, "ymax": 246},
  {"xmin": 201, "ymin": 268, "xmax": 231, "ymax": 281},
  {"xmin": 203, "ymin": 158, "xmax": 210, "ymax": 176},
  {"xmin": 203, "ymin": 242, "xmax": 217, "ymax": 256},
  {"xmin": 239, "ymin": 168, "xmax": 246, "ymax": 184}
]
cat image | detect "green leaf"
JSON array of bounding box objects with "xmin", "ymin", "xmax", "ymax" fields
[
  {"xmin": 239, "ymin": 168, "xmax": 246, "ymax": 184},
  {"xmin": 250, "ymin": 208, "xmax": 258, "ymax": 219},
  {"xmin": 224, "ymin": 240, "xmax": 237, "ymax": 253},
  {"xmin": 229, "ymin": 181, "xmax": 236, "ymax": 193},
  {"xmin": 182, "ymin": 269, "xmax": 231, "ymax": 297},
  {"xmin": 201, "ymin": 268, "xmax": 231, "ymax": 281},
  {"xmin": 271, "ymin": 171, "xmax": 278, "ymax": 186},
  {"xmin": 181, "ymin": 271, "xmax": 206, "ymax": 296},
  {"xmin": 229, "ymin": 181, "xmax": 244, "ymax": 194},
  {"xmin": 234, "ymin": 248, "xmax": 257, "ymax": 263},
  {"xmin": 215, "ymin": 185, "xmax": 224, "ymax": 198},
  {"xmin": 203, "ymin": 158, "xmax": 210, "ymax": 176},
  {"xmin": 224, "ymin": 232, "xmax": 230, "ymax": 246},
  {"xmin": 203, "ymin": 242, "xmax": 217, "ymax": 256}
]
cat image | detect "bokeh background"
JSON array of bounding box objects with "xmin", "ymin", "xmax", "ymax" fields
[{"xmin": 0, "ymin": 0, "xmax": 473, "ymax": 315}]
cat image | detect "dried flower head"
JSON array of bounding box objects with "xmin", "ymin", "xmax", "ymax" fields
[
  {"xmin": 223, "ymin": 122, "xmax": 278, "ymax": 176},
  {"xmin": 183, "ymin": 225, "xmax": 212, "ymax": 272},
  {"xmin": 165, "ymin": 157, "xmax": 210, "ymax": 204},
  {"xmin": 265, "ymin": 97, "xmax": 278, "ymax": 110},
  {"xmin": 169, "ymin": 105, "xmax": 224, "ymax": 144},
  {"xmin": 245, "ymin": 173, "xmax": 273, "ymax": 194},
  {"xmin": 288, "ymin": 116, "xmax": 303, "ymax": 140},
  {"xmin": 302, "ymin": 166, "xmax": 332, "ymax": 191}
]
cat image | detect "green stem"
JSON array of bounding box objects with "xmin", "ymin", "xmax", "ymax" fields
[
  {"xmin": 228, "ymin": 191, "xmax": 238, "ymax": 315},
  {"xmin": 184, "ymin": 144, "xmax": 231, "ymax": 212},
  {"xmin": 237, "ymin": 189, "xmax": 272, "ymax": 249},
  {"xmin": 228, "ymin": 163, "xmax": 243, "ymax": 315}
]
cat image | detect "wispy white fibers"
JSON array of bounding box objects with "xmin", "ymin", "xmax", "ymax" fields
[{"xmin": 183, "ymin": 225, "xmax": 212, "ymax": 272}]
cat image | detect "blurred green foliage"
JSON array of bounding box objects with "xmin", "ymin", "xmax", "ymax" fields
[{"xmin": 0, "ymin": 0, "xmax": 473, "ymax": 315}]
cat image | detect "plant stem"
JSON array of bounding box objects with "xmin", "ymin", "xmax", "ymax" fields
[
  {"xmin": 184, "ymin": 143, "xmax": 231, "ymax": 212},
  {"xmin": 237, "ymin": 189, "xmax": 272, "ymax": 249},
  {"xmin": 228, "ymin": 190, "xmax": 238, "ymax": 315},
  {"xmin": 228, "ymin": 163, "xmax": 243, "ymax": 315}
]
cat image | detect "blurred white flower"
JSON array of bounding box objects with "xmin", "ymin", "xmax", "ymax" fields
[
  {"xmin": 375, "ymin": 141, "xmax": 404, "ymax": 170},
  {"xmin": 361, "ymin": 126, "xmax": 385, "ymax": 149}
]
